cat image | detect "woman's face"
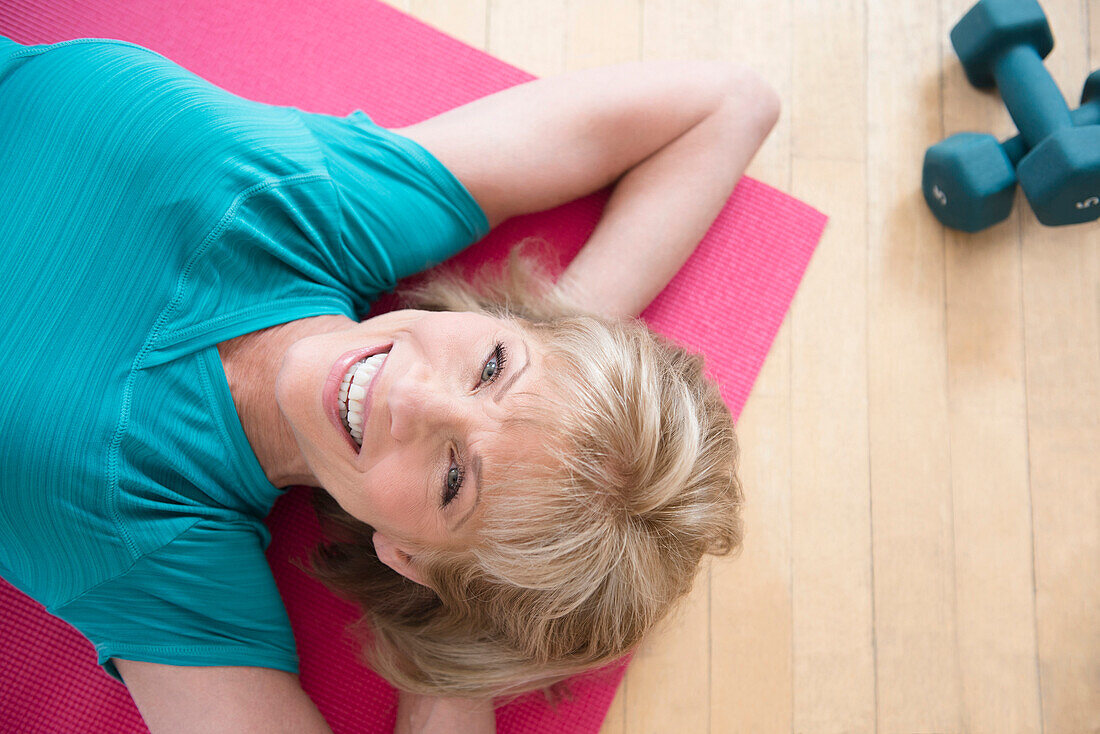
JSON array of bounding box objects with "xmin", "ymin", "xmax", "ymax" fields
[{"xmin": 275, "ymin": 309, "xmax": 546, "ymax": 550}]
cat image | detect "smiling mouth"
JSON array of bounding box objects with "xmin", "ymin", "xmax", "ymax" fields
[{"xmin": 338, "ymin": 351, "xmax": 388, "ymax": 448}]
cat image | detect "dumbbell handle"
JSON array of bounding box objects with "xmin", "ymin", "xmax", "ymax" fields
[
  {"xmin": 1002, "ymin": 101, "xmax": 1100, "ymax": 165},
  {"xmin": 993, "ymin": 45, "xmax": 1074, "ymax": 149}
]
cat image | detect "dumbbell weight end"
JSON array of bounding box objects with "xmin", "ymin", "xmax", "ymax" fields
[
  {"xmin": 1018, "ymin": 125, "xmax": 1100, "ymax": 225},
  {"xmin": 922, "ymin": 132, "xmax": 1017, "ymax": 232}
]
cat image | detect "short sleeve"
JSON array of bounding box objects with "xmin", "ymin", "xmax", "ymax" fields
[
  {"xmin": 293, "ymin": 109, "xmax": 491, "ymax": 293},
  {"xmin": 51, "ymin": 519, "xmax": 298, "ymax": 683}
]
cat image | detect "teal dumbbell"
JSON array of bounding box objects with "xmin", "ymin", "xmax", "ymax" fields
[
  {"xmin": 924, "ymin": 69, "xmax": 1100, "ymax": 232},
  {"xmin": 923, "ymin": 0, "xmax": 1100, "ymax": 230}
]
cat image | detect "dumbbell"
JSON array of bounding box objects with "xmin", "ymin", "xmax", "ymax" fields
[
  {"xmin": 924, "ymin": 69, "xmax": 1100, "ymax": 231},
  {"xmin": 923, "ymin": 0, "xmax": 1100, "ymax": 231}
]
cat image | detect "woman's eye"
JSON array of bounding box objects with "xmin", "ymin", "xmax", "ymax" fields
[
  {"xmin": 443, "ymin": 454, "xmax": 463, "ymax": 507},
  {"xmin": 480, "ymin": 356, "xmax": 498, "ymax": 383},
  {"xmin": 479, "ymin": 342, "xmax": 508, "ymax": 385}
]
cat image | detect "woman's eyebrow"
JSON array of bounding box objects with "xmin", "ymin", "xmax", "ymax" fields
[{"xmin": 492, "ymin": 338, "xmax": 529, "ymax": 403}]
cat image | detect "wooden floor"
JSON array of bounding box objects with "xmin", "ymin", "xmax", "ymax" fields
[{"xmin": 382, "ymin": 1, "xmax": 1098, "ymax": 732}]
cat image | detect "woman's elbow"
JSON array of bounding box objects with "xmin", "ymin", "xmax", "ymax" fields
[
  {"xmin": 754, "ymin": 77, "xmax": 781, "ymax": 135},
  {"xmin": 718, "ymin": 63, "xmax": 781, "ymax": 139}
]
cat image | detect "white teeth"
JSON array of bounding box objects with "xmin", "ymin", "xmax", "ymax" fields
[{"xmin": 338, "ymin": 351, "xmax": 387, "ymax": 447}]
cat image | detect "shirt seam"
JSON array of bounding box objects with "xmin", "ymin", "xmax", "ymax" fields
[
  {"xmin": 3, "ymin": 37, "xmax": 158, "ymax": 61},
  {"xmin": 290, "ymin": 111, "xmax": 370, "ymax": 286},
  {"xmin": 98, "ymin": 642, "xmax": 299, "ymax": 658},
  {"xmin": 49, "ymin": 518, "xmax": 203, "ymax": 611},
  {"xmin": 139, "ymin": 171, "xmax": 332, "ymax": 357},
  {"xmin": 157, "ymin": 295, "xmax": 350, "ymax": 344},
  {"xmin": 52, "ymin": 514, "xmax": 267, "ymax": 611}
]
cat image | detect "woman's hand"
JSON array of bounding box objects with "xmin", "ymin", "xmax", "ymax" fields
[{"xmin": 394, "ymin": 690, "xmax": 496, "ymax": 734}]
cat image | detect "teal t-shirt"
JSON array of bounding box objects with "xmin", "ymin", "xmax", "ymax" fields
[{"xmin": 0, "ymin": 36, "xmax": 489, "ymax": 682}]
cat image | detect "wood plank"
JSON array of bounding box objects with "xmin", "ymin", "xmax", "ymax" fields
[
  {"xmin": 790, "ymin": 156, "xmax": 877, "ymax": 733},
  {"xmin": 625, "ymin": 563, "xmax": 712, "ymax": 733},
  {"xmin": 408, "ymin": 0, "xmax": 488, "ymax": 46},
  {"xmin": 567, "ymin": 0, "xmax": 640, "ymax": 72},
  {"xmin": 1022, "ymin": 200, "xmax": 1100, "ymax": 734},
  {"xmin": 786, "ymin": 0, "xmax": 876, "ymax": 732},
  {"xmin": 866, "ymin": 0, "xmax": 964, "ymax": 730},
  {"xmin": 487, "ymin": 0, "xmax": 567, "ymax": 78},
  {"xmin": 937, "ymin": 0, "xmax": 1044, "ymax": 730},
  {"xmin": 709, "ymin": 1, "xmax": 795, "ymax": 732},
  {"xmin": 600, "ymin": 683, "xmax": 625, "ymax": 734},
  {"xmin": 1018, "ymin": 1, "xmax": 1100, "ymax": 730},
  {"xmin": 711, "ymin": 385, "xmax": 793, "ymax": 734},
  {"xmin": 618, "ymin": 1, "xmax": 725, "ymax": 731}
]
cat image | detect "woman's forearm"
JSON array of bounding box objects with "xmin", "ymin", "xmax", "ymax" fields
[
  {"xmin": 394, "ymin": 691, "xmax": 496, "ymax": 734},
  {"xmin": 553, "ymin": 77, "xmax": 780, "ymax": 319}
]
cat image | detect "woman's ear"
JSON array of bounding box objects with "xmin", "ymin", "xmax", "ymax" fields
[{"xmin": 372, "ymin": 532, "xmax": 429, "ymax": 587}]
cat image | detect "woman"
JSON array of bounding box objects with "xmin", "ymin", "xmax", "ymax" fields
[{"xmin": 0, "ymin": 36, "xmax": 778, "ymax": 732}]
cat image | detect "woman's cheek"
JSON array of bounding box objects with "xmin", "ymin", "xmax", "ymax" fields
[{"xmin": 370, "ymin": 480, "xmax": 405, "ymax": 525}]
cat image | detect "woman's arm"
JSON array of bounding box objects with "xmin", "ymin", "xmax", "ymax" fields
[
  {"xmin": 391, "ymin": 59, "xmax": 778, "ymax": 320},
  {"xmin": 553, "ymin": 76, "xmax": 780, "ymax": 319},
  {"xmin": 395, "ymin": 691, "xmax": 496, "ymax": 734},
  {"xmin": 113, "ymin": 658, "xmax": 333, "ymax": 733}
]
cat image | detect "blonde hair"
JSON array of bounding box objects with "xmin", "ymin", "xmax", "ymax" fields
[{"xmin": 300, "ymin": 238, "xmax": 744, "ymax": 702}]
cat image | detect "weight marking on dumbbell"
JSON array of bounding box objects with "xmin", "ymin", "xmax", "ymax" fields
[
  {"xmin": 932, "ymin": 184, "xmax": 948, "ymax": 206},
  {"xmin": 1074, "ymin": 196, "xmax": 1099, "ymax": 209}
]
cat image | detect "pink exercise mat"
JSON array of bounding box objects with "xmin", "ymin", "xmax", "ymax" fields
[{"xmin": 0, "ymin": 1, "xmax": 827, "ymax": 732}]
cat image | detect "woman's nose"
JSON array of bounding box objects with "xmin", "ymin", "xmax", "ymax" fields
[{"xmin": 386, "ymin": 368, "xmax": 464, "ymax": 442}]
